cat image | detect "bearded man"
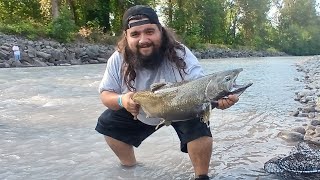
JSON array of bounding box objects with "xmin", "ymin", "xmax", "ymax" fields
[{"xmin": 95, "ymin": 5, "xmax": 239, "ymax": 180}]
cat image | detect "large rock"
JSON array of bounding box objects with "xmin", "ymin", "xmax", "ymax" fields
[{"xmin": 36, "ymin": 51, "xmax": 51, "ymax": 59}]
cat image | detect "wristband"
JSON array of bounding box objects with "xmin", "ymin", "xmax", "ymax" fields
[{"xmin": 118, "ymin": 94, "xmax": 123, "ymax": 107}]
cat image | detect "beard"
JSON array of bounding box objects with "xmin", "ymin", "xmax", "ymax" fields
[{"xmin": 126, "ymin": 43, "xmax": 163, "ymax": 70}]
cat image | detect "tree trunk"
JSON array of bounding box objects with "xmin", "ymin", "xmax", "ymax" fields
[
  {"xmin": 51, "ymin": 0, "xmax": 60, "ymax": 19},
  {"xmin": 100, "ymin": 0, "xmax": 111, "ymax": 33},
  {"xmin": 67, "ymin": 0, "xmax": 77, "ymax": 24},
  {"xmin": 168, "ymin": 0, "xmax": 172, "ymax": 25}
]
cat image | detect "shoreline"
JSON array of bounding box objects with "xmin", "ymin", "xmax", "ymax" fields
[
  {"xmin": 278, "ymin": 55, "xmax": 320, "ymax": 145},
  {"xmin": 292, "ymin": 55, "xmax": 320, "ymax": 119},
  {"xmin": 0, "ymin": 33, "xmax": 287, "ymax": 68}
]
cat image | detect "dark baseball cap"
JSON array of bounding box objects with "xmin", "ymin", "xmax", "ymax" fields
[{"xmin": 122, "ymin": 5, "xmax": 160, "ymax": 30}]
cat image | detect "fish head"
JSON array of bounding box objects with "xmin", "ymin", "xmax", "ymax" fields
[
  {"xmin": 132, "ymin": 91, "xmax": 155, "ymax": 105},
  {"xmin": 205, "ymin": 68, "xmax": 252, "ymax": 101},
  {"xmin": 132, "ymin": 91, "xmax": 168, "ymax": 118},
  {"xmin": 132, "ymin": 90, "xmax": 168, "ymax": 108}
]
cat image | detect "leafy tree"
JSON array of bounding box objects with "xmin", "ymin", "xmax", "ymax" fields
[
  {"xmin": 234, "ymin": 0, "xmax": 271, "ymax": 48},
  {"xmin": 161, "ymin": 0, "xmax": 226, "ymax": 48},
  {"xmin": 110, "ymin": 0, "xmax": 155, "ymax": 35},
  {"xmin": 69, "ymin": 0, "xmax": 111, "ymax": 31},
  {"xmin": 198, "ymin": 0, "xmax": 226, "ymax": 44},
  {"xmin": 277, "ymin": 0, "xmax": 320, "ymax": 55},
  {"xmin": 0, "ymin": 0, "xmax": 43, "ymax": 23},
  {"xmin": 224, "ymin": 0, "xmax": 241, "ymax": 45},
  {"xmin": 47, "ymin": 6, "xmax": 77, "ymax": 42},
  {"xmin": 0, "ymin": 0, "xmax": 319, "ymax": 54}
]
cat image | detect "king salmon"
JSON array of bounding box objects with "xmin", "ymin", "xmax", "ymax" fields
[{"xmin": 132, "ymin": 68, "xmax": 252, "ymax": 128}]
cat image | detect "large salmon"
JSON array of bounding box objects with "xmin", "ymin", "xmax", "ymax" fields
[{"xmin": 132, "ymin": 68, "xmax": 252, "ymax": 128}]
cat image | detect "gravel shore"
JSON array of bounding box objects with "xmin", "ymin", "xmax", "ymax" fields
[
  {"xmin": 0, "ymin": 33, "xmax": 287, "ymax": 68},
  {"xmin": 278, "ymin": 55, "xmax": 320, "ymax": 144}
]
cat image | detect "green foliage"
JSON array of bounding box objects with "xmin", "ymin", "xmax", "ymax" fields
[
  {"xmin": 0, "ymin": 0, "xmax": 319, "ymax": 55},
  {"xmin": 110, "ymin": 0, "xmax": 154, "ymax": 35},
  {"xmin": 181, "ymin": 24, "xmax": 204, "ymax": 49},
  {"xmin": 236, "ymin": 0, "xmax": 271, "ymax": 47},
  {"xmin": 47, "ymin": 6, "xmax": 77, "ymax": 43},
  {"xmin": 162, "ymin": 0, "xmax": 226, "ymax": 46},
  {"xmin": 0, "ymin": 21, "xmax": 46, "ymax": 40},
  {"xmin": 0, "ymin": 0, "xmax": 43, "ymax": 23},
  {"xmin": 276, "ymin": 0, "xmax": 320, "ymax": 55},
  {"xmin": 199, "ymin": 0, "xmax": 226, "ymax": 44},
  {"xmin": 277, "ymin": 24, "xmax": 320, "ymax": 55},
  {"xmin": 67, "ymin": 0, "xmax": 111, "ymax": 31},
  {"xmin": 265, "ymin": 47, "xmax": 280, "ymax": 54},
  {"xmin": 76, "ymin": 21, "xmax": 118, "ymax": 44}
]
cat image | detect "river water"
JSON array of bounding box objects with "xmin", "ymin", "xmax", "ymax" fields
[{"xmin": 0, "ymin": 56, "xmax": 310, "ymax": 180}]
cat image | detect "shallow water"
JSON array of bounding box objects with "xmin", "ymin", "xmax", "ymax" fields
[{"xmin": 0, "ymin": 56, "xmax": 310, "ymax": 179}]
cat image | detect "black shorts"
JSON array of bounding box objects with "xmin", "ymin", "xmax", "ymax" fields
[{"xmin": 95, "ymin": 108, "xmax": 212, "ymax": 153}]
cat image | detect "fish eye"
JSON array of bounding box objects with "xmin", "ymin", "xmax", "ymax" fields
[{"xmin": 225, "ymin": 76, "xmax": 231, "ymax": 81}]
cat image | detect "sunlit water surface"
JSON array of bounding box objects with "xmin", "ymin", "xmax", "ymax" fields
[{"xmin": 0, "ymin": 56, "xmax": 311, "ymax": 179}]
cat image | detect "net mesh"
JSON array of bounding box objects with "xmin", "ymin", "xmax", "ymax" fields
[{"xmin": 264, "ymin": 141, "xmax": 320, "ymax": 180}]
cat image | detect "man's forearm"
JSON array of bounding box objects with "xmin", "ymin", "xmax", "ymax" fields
[{"xmin": 100, "ymin": 91, "xmax": 123, "ymax": 110}]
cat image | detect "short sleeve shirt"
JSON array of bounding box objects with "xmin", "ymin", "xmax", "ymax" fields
[
  {"xmin": 98, "ymin": 45, "xmax": 204, "ymax": 125},
  {"xmin": 12, "ymin": 46, "xmax": 19, "ymax": 51}
]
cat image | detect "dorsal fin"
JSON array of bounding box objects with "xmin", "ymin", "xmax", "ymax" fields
[{"xmin": 150, "ymin": 82, "xmax": 168, "ymax": 92}]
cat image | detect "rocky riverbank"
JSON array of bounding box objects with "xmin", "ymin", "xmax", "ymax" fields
[
  {"xmin": 278, "ymin": 55, "xmax": 320, "ymax": 145},
  {"xmin": 0, "ymin": 33, "xmax": 287, "ymax": 68},
  {"xmin": 0, "ymin": 33, "xmax": 115, "ymax": 68}
]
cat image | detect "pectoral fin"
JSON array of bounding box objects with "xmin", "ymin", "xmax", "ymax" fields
[
  {"xmin": 155, "ymin": 118, "xmax": 171, "ymax": 130},
  {"xmin": 201, "ymin": 102, "xmax": 211, "ymax": 126}
]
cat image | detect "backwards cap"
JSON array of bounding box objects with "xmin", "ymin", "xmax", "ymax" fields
[{"xmin": 122, "ymin": 5, "xmax": 160, "ymax": 30}]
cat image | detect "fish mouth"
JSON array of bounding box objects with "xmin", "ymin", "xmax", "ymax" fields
[
  {"xmin": 210, "ymin": 80, "xmax": 252, "ymax": 108},
  {"xmin": 230, "ymin": 82, "xmax": 253, "ymax": 96},
  {"xmin": 228, "ymin": 70, "xmax": 252, "ymax": 96}
]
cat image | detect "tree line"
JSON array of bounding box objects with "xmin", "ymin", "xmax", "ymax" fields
[{"xmin": 0, "ymin": 0, "xmax": 319, "ymax": 55}]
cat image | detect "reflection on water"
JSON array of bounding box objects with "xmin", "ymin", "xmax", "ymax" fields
[{"xmin": 0, "ymin": 56, "xmax": 309, "ymax": 179}]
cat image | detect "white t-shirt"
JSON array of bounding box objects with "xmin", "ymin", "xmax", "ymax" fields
[
  {"xmin": 12, "ymin": 45, "xmax": 19, "ymax": 51},
  {"xmin": 99, "ymin": 45, "xmax": 204, "ymax": 125}
]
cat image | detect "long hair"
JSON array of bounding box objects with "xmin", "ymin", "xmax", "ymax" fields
[{"xmin": 117, "ymin": 25, "xmax": 187, "ymax": 91}]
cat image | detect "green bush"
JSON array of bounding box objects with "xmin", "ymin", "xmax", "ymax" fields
[
  {"xmin": 183, "ymin": 34, "xmax": 204, "ymax": 49},
  {"xmin": 203, "ymin": 43, "xmax": 229, "ymax": 50},
  {"xmin": 74, "ymin": 20, "xmax": 119, "ymax": 45},
  {"xmin": 47, "ymin": 6, "xmax": 77, "ymax": 43},
  {"xmin": 266, "ymin": 47, "xmax": 280, "ymax": 54}
]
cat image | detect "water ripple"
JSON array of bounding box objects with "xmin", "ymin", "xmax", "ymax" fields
[{"xmin": 0, "ymin": 56, "xmax": 309, "ymax": 179}]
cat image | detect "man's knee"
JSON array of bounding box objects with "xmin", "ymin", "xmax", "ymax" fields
[
  {"xmin": 188, "ymin": 136, "xmax": 213, "ymax": 148},
  {"xmin": 192, "ymin": 136, "xmax": 213, "ymax": 143},
  {"xmin": 105, "ymin": 136, "xmax": 127, "ymax": 146},
  {"xmin": 104, "ymin": 136, "xmax": 137, "ymax": 166}
]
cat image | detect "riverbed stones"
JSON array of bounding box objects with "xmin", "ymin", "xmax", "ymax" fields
[
  {"xmin": 280, "ymin": 57, "xmax": 320, "ymax": 144},
  {"xmin": 293, "ymin": 56, "xmax": 320, "ymax": 119},
  {"xmin": 279, "ymin": 122, "xmax": 320, "ymax": 145},
  {"xmin": 0, "ymin": 32, "xmax": 287, "ymax": 68},
  {"xmin": 277, "ymin": 130, "xmax": 304, "ymax": 142},
  {"xmin": 0, "ymin": 33, "xmax": 115, "ymax": 68}
]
